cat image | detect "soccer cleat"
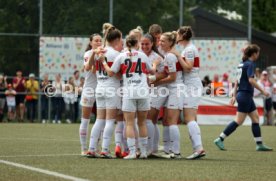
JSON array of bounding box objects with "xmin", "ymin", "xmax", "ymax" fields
[
  {"xmin": 256, "ymin": 144, "xmax": 273, "ymax": 151},
  {"xmin": 100, "ymin": 152, "xmax": 113, "ymax": 159},
  {"xmin": 186, "ymin": 150, "xmax": 206, "ymax": 160},
  {"xmin": 123, "ymin": 153, "xmax": 137, "ymax": 160},
  {"xmin": 152, "ymin": 151, "xmax": 173, "ymax": 159},
  {"xmin": 115, "ymin": 145, "xmax": 122, "ymax": 158},
  {"xmin": 81, "ymin": 151, "xmax": 89, "ymax": 157},
  {"xmin": 214, "ymin": 138, "xmax": 225, "ymax": 150},
  {"xmin": 121, "ymin": 151, "xmax": 129, "ymax": 158},
  {"xmin": 172, "ymin": 153, "xmax": 182, "ymax": 159},
  {"xmin": 139, "ymin": 153, "xmax": 148, "ymax": 159},
  {"xmin": 86, "ymin": 151, "xmax": 100, "ymax": 158}
]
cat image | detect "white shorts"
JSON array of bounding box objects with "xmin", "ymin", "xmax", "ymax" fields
[
  {"xmin": 183, "ymin": 79, "xmax": 203, "ymax": 109},
  {"xmin": 122, "ymin": 98, "xmax": 150, "ymax": 112},
  {"xmin": 80, "ymin": 96, "xmax": 96, "ymax": 108},
  {"xmin": 96, "ymin": 95, "xmax": 121, "ymax": 109},
  {"xmin": 165, "ymin": 87, "xmax": 183, "ymax": 110},
  {"xmin": 150, "ymin": 86, "xmax": 168, "ymax": 110}
]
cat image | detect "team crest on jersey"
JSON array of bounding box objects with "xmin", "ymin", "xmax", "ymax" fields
[{"xmin": 186, "ymin": 51, "xmax": 194, "ymax": 59}]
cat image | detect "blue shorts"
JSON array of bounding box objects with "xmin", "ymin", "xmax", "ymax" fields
[{"xmin": 236, "ymin": 92, "xmax": 256, "ymax": 113}]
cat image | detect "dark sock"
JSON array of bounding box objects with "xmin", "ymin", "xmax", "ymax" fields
[
  {"xmin": 223, "ymin": 121, "xmax": 239, "ymax": 137},
  {"xmin": 251, "ymin": 123, "xmax": 262, "ymax": 145}
]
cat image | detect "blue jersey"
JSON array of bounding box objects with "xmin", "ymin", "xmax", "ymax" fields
[{"xmin": 236, "ymin": 60, "xmax": 255, "ymax": 96}]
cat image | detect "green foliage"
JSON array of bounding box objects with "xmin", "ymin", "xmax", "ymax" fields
[{"xmin": 196, "ymin": 0, "xmax": 276, "ymax": 33}]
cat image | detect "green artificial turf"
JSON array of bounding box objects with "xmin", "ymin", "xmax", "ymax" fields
[{"xmin": 0, "ymin": 124, "xmax": 275, "ymax": 181}]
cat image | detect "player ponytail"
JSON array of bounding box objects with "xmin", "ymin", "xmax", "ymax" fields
[
  {"xmin": 126, "ymin": 34, "xmax": 138, "ymax": 58},
  {"xmin": 102, "ymin": 23, "xmax": 122, "ymax": 47},
  {"xmin": 242, "ymin": 44, "xmax": 260, "ymax": 62},
  {"xmin": 178, "ymin": 26, "xmax": 193, "ymax": 42}
]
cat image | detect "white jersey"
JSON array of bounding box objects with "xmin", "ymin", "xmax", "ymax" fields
[
  {"xmin": 158, "ymin": 46, "xmax": 166, "ymax": 57},
  {"xmin": 181, "ymin": 42, "xmax": 200, "ymax": 81},
  {"xmin": 148, "ymin": 51, "xmax": 165, "ymax": 73},
  {"xmin": 164, "ymin": 52, "xmax": 183, "ymax": 88},
  {"xmin": 96, "ymin": 46, "xmax": 120, "ymax": 88},
  {"xmin": 111, "ymin": 49, "xmax": 152, "ymax": 99},
  {"xmin": 83, "ymin": 50, "xmax": 97, "ymax": 90}
]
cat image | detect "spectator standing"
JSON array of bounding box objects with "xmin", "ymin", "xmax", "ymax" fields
[
  {"xmin": 257, "ymin": 71, "xmax": 273, "ymax": 125},
  {"xmin": 222, "ymin": 73, "xmax": 231, "ymax": 96},
  {"xmin": 25, "ymin": 73, "xmax": 39, "ymax": 122},
  {"xmin": 212, "ymin": 74, "xmax": 224, "ymax": 96},
  {"xmin": 5, "ymin": 84, "xmax": 16, "ymax": 121},
  {"xmin": 0, "ymin": 75, "xmax": 7, "ymax": 122},
  {"xmin": 41, "ymin": 74, "xmax": 51, "ymax": 123},
  {"xmin": 13, "ymin": 70, "xmax": 26, "ymax": 122},
  {"xmin": 64, "ymin": 77, "xmax": 77, "ymax": 123},
  {"xmin": 202, "ymin": 75, "xmax": 211, "ymax": 87},
  {"xmin": 52, "ymin": 74, "xmax": 64, "ymax": 124}
]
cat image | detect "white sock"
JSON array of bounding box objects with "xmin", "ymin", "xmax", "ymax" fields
[
  {"xmin": 219, "ymin": 132, "xmax": 227, "ymax": 139},
  {"xmin": 163, "ymin": 126, "xmax": 170, "ymax": 153},
  {"xmin": 122, "ymin": 122, "xmax": 129, "ymax": 152},
  {"xmin": 146, "ymin": 119, "xmax": 155, "ymax": 153},
  {"xmin": 139, "ymin": 137, "xmax": 148, "ymax": 155},
  {"xmin": 115, "ymin": 121, "xmax": 124, "ymax": 147},
  {"xmin": 187, "ymin": 121, "xmax": 203, "ymax": 151},
  {"xmin": 169, "ymin": 125, "xmax": 180, "ymax": 154},
  {"xmin": 88, "ymin": 119, "xmax": 105, "ymax": 152},
  {"xmin": 102, "ymin": 119, "xmax": 115, "ymax": 152},
  {"xmin": 127, "ymin": 138, "xmax": 136, "ymax": 155},
  {"xmin": 79, "ymin": 118, "xmax": 90, "ymax": 151},
  {"xmin": 153, "ymin": 124, "xmax": 160, "ymax": 153},
  {"xmin": 134, "ymin": 118, "xmax": 139, "ymax": 149}
]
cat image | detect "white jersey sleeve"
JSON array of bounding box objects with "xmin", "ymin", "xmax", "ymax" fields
[
  {"xmin": 83, "ymin": 50, "xmax": 92, "ymax": 66},
  {"xmin": 181, "ymin": 43, "xmax": 200, "ymax": 80},
  {"xmin": 111, "ymin": 54, "xmax": 122, "ymax": 74},
  {"xmin": 182, "ymin": 47, "xmax": 195, "ymax": 62},
  {"xmin": 166, "ymin": 53, "xmax": 177, "ymax": 73}
]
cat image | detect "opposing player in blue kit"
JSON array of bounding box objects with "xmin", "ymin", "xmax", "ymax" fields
[{"xmin": 214, "ymin": 44, "xmax": 273, "ymax": 151}]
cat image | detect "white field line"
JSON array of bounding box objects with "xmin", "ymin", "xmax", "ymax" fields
[
  {"xmin": 0, "ymin": 159, "xmax": 90, "ymax": 181},
  {"xmin": 0, "ymin": 138, "xmax": 79, "ymax": 142},
  {"xmin": 0, "ymin": 153, "xmax": 80, "ymax": 158}
]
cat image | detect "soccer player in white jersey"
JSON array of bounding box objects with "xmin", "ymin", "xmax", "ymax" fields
[
  {"xmin": 176, "ymin": 26, "xmax": 206, "ymax": 159},
  {"xmin": 148, "ymin": 24, "xmax": 165, "ymax": 57},
  {"xmin": 79, "ymin": 34, "xmax": 102, "ymax": 156},
  {"xmin": 101, "ymin": 35, "xmax": 155, "ymax": 159},
  {"xmin": 152, "ymin": 32, "xmax": 184, "ymax": 158},
  {"xmin": 87, "ymin": 25, "xmax": 122, "ymax": 158},
  {"xmin": 141, "ymin": 33, "xmax": 164, "ymax": 155},
  {"xmin": 129, "ymin": 26, "xmax": 144, "ymax": 51}
]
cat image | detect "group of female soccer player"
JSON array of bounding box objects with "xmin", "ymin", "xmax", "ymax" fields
[{"xmin": 78, "ymin": 23, "xmax": 272, "ymax": 160}]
